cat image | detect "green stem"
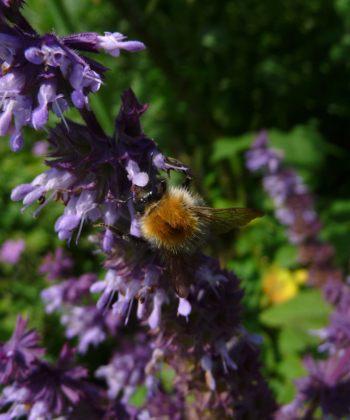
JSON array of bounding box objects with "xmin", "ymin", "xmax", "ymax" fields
[{"xmin": 47, "ymin": 0, "xmax": 74, "ymax": 35}]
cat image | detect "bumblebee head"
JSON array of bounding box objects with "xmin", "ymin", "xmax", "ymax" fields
[{"xmin": 132, "ymin": 177, "xmax": 167, "ymax": 215}]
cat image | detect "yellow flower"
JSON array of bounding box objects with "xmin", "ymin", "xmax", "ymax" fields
[
  {"xmin": 262, "ymin": 266, "xmax": 299, "ymax": 304},
  {"xmin": 294, "ymin": 269, "xmax": 308, "ymax": 285}
]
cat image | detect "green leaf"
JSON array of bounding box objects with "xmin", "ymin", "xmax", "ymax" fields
[
  {"xmin": 259, "ymin": 289, "xmax": 332, "ymax": 328},
  {"xmin": 268, "ymin": 124, "xmax": 325, "ymax": 183},
  {"xmin": 211, "ymin": 133, "xmax": 254, "ymax": 162},
  {"xmin": 275, "ymin": 245, "xmax": 297, "ymax": 268},
  {"xmin": 276, "ymin": 354, "xmax": 306, "ymax": 404},
  {"xmin": 279, "ymin": 325, "xmax": 318, "ymax": 355},
  {"xmin": 161, "ymin": 367, "xmax": 176, "ymax": 393},
  {"xmin": 128, "ymin": 386, "xmax": 147, "ymax": 407}
]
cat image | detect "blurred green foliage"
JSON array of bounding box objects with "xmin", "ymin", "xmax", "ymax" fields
[{"xmin": 1, "ymin": 0, "xmax": 350, "ymax": 405}]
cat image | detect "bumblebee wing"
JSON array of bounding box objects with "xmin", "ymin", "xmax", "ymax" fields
[
  {"xmin": 192, "ymin": 207, "xmax": 264, "ymax": 234},
  {"xmin": 162, "ymin": 250, "xmax": 199, "ymax": 298}
]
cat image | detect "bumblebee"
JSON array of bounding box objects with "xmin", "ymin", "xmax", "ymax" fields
[{"xmin": 96, "ymin": 170, "xmax": 264, "ymax": 298}]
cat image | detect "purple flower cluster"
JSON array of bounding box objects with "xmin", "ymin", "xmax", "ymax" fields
[
  {"xmin": 0, "ymin": 313, "xmax": 184, "ymax": 419},
  {"xmin": 0, "ymin": 0, "xmax": 145, "ymax": 151},
  {"xmin": 35, "ymin": 245, "xmax": 277, "ymax": 418},
  {"xmin": 11, "ymin": 89, "xmax": 183, "ymax": 249},
  {"xmin": 246, "ymin": 130, "xmax": 343, "ymax": 289},
  {"xmin": 38, "ymin": 249, "xmax": 121, "ymax": 354},
  {"xmin": 148, "ymin": 256, "xmax": 277, "ymax": 419},
  {"xmin": 0, "ymin": 319, "xmax": 102, "ymax": 420},
  {"xmin": 1, "ymin": 3, "xmax": 279, "ymax": 419},
  {"xmin": 95, "ymin": 335, "xmax": 156, "ymax": 403}
]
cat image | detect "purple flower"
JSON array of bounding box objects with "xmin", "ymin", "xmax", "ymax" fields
[
  {"xmin": 23, "ymin": 343, "xmax": 90, "ymax": 414},
  {"xmin": 96, "ymin": 32, "xmax": 145, "ymax": 57},
  {"xmin": 90, "ymin": 256, "xmax": 172, "ymax": 327},
  {"xmin": 246, "ymin": 130, "xmax": 283, "ymax": 173},
  {"xmin": 147, "ymin": 288, "xmax": 169, "ymax": 329},
  {"xmin": 246, "ymin": 130, "xmax": 344, "ymax": 287},
  {"xmin": 137, "ymin": 393, "xmax": 184, "ymax": 420},
  {"xmin": 0, "ymin": 385, "xmax": 30, "ymax": 419},
  {"xmin": 39, "ymin": 248, "xmax": 75, "ymax": 281},
  {"xmin": 152, "ymin": 152, "xmax": 188, "ymax": 175},
  {"xmin": 61, "ymin": 306, "xmax": 110, "ymax": 354},
  {"xmin": 144, "ymin": 255, "xmax": 277, "ymax": 418},
  {"xmin": 27, "ymin": 401, "xmax": 49, "ymax": 420},
  {"xmin": 280, "ymin": 352, "xmax": 350, "ymax": 419},
  {"xmin": 0, "ymin": 315, "xmax": 45, "ymax": 384},
  {"xmin": 41, "ymin": 273, "xmax": 96, "ymax": 313},
  {"xmin": 0, "ymin": 238, "xmax": 25, "ymax": 265},
  {"xmin": 0, "ymin": 18, "xmax": 145, "ymax": 149},
  {"xmin": 95, "ymin": 336, "xmax": 153, "ymax": 403}
]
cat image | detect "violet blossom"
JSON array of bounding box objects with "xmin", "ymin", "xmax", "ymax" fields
[
  {"xmin": 148, "ymin": 255, "xmax": 277, "ymax": 419},
  {"xmin": 0, "ymin": 238, "xmax": 25, "ymax": 265},
  {"xmin": 0, "ymin": 6, "xmax": 145, "ymax": 151},
  {"xmin": 61, "ymin": 306, "xmax": 111, "ymax": 354},
  {"xmin": 23, "ymin": 343, "xmax": 93, "ymax": 414},
  {"xmin": 41, "ymin": 273, "xmax": 96, "ymax": 313},
  {"xmin": 11, "ymin": 89, "xmax": 183, "ymax": 247},
  {"xmin": 0, "ymin": 315, "xmax": 45, "ymax": 384},
  {"xmin": 246, "ymin": 130, "xmax": 344, "ymax": 289},
  {"xmin": 95, "ymin": 336, "xmax": 155, "ymax": 403},
  {"xmin": 32, "ymin": 140, "xmax": 48, "ymax": 157},
  {"xmin": 38, "ymin": 248, "xmax": 75, "ymax": 281},
  {"xmin": 247, "ymin": 130, "xmax": 350, "ymax": 419}
]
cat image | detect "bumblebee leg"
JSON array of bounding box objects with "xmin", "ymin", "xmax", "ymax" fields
[
  {"xmin": 93, "ymin": 223, "xmax": 147, "ymax": 246},
  {"xmin": 181, "ymin": 172, "xmax": 192, "ymax": 190},
  {"xmin": 166, "ymin": 157, "xmax": 192, "ymax": 190},
  {"xmin": 107, "ymin": 196, "xmax": 132, "ymax": 204},
  {"xmin": 121, "ymin": 233, "xmax": 147, "ymax": 246}
]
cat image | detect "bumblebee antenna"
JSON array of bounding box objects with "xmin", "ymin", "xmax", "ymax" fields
[{"xmin": 149, "ymin": 152, "xmax": 154, "ymax": 176}]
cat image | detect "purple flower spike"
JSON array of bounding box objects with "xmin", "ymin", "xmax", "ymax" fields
[
  {"xmin": 0, "ymin": 18, "xmax": 145, "ymax": 148},
  {"xmin": 247, "ymin": 130, "xmax": 343, "ymax": 288},
  {"xmin": 41, "ymin": 273, "xmax": 96, "ymax": 314},
  {"xmin": 11, "ymin": 88, "xmax": 162, "ymax": 241},
  {"xmin": 96, "ymin": 32, "xmax": 146, "ymax": 57}
]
